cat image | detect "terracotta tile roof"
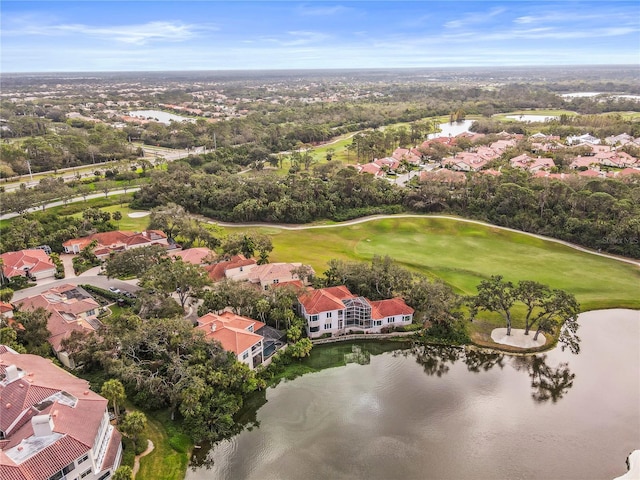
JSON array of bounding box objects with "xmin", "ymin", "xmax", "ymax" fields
[
  {"xmin": 356, "ymin": 163, "xmax": 384, "ymax": 176},
  {"xmin": 0, "ymin": 302, "xmax": 13, "ymax": 315},
  {"xmin": 171, "ymin": 247, "xmax": 215, "ymax": 265},
  {"xmin": 298, "ymin": 286, "xmax": 353, "ymax": 315},
  {"xmin": 0, "ymin": 250, "xmax": 56, "ymax": 279},
  {"xmin": 196, "ymin": 312, "xmax": 265, "ymax": 356},
  {"xmin": 247, "ymin": 263, "xmax": 312, "ymax": 286},
  {"xmin": 369, "ymin": 298, "xmax": 414, "ymax": 319},
  {"xmin": 15, "ymin": 289, "xmax": 100, "ymax": 353},
  {"xmin": 205, "ymin": 255, "xmax": 256, "ymax": 281},
  {"xmin": 577, "ymin": 169, "xmax": 602, "ymax": 177},
  {"xmin": 62, "ymin": 230, "xmax": 167, "ymax": 255},
  {"xmin": 0, "ymin": 351, "xmax": 114, "ymax": 480}
]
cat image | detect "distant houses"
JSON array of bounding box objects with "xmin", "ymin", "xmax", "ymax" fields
[{"xmin": 0, "ymin": 346, "xmax": 122, "ymax": 480}]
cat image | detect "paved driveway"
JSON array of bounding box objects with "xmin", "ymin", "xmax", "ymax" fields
[{"xmin": 12, "ymin": 275, "xmax": 140, "ymax": 301}]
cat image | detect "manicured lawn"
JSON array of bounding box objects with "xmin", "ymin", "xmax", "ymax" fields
[
  {"xmin": 219, "ymin": 216, "xmax": 640, "ymax": 311},
  {"xmin": 137, "ymin": 410, "xmax": 191, "ymax": 480},
  {"xmin": 493, "ymin": 109, "xmax": 578, "ymax": 118}
]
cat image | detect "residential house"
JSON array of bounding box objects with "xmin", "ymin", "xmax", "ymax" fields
[
  {"xmin": 62, "ymin": 230, "xmax": 168, "ymax": 258},
  {"xmin": 570, "ymin": 156, "xmax": 599, "ymax": 169},
  {"xmin": 567, "ymin": 133, "xmax": 600, "ymax": 145},
  {"xmin": 196, "ymin": 312, "xmax": 266, "ymax": 369},
  {"xmin": 1, "ymin": 302, "xmax": 14, "ymax": 321},
  {"xmin": 442, "ymin": 152, "xmax": 488, "ymax": 171},
  {"xmin": 0, "ymin": 250, "xmax": 56, "ymax": 282},
  {"xmin": 205, "ymin": 254, "xmax": 257, "ymax": 282},
  {"xmin": 605, "ymin": 133, "xmax": 635, "ymax": 146},
  {"xmin": 297, "ymin": 286, "xmax": 414, "ymax": 339},
  {"xmin": 391, "ymin": 147, "xmax": 422, "ymax": 165},
  {"xmin": 171, "ymin": 247, "xmax": 215, "ymax": 266},
  {"xmin": 15, "ymin": 285, "xmax": 102, "ymax": 368},
  {"xmin": 509, "ymin": 154, "xmax": 556, "ymax": 172},
  {"xmin": 0, "ymin": 346, "xmax": 122, "ymax": 480},
  {"xmin": 354, "ymin": 162, "xmax": 385, "ymax": 178},
  {"xmin": 247, "ymin": 263, "xmax": 314, "ymax": 291}
]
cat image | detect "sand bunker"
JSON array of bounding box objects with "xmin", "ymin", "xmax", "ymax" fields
[
  {"xmin": 128, "ymin": 212, "xmax": 150, "ymax": 218},
  {"xmin": 490, "ymin": 328, "xmax": 546, "ymax": 348}
]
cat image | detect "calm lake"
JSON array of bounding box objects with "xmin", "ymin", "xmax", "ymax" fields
[
  {"xmin": 186, "ymin": 309, "xmax": 640, "ymax": 480},
  {"xmin": 128, "ymin": 110, "xmax": 193, "ymax": 124},
  {"xmin": 428, "ymin": 119, "xmax": 474, "ymax": 139}
]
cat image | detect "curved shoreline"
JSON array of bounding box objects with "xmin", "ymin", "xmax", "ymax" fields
[{"xmin": 210, "ymin": 214, "xmax": 640, "ymax": 268}]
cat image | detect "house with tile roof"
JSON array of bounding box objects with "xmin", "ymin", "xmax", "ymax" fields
[
  {"xmin": 0, "ymin": 250, "xmax": 56, "ymax": 282},
  {"xmin": 204, "ymin": 254, "xmax": 257, "ymax": 282},
  {"xmin": 509, "ymin": 154, "xmax": 556, "ymax": 172},
  {"xmin": 247, "ymin": 263, "xmax": 314, "ymax": 291},
  {"xmin": 15, "ymin": 285, "xmax": 102, "ymax": 369},
  {"xmin": 0, "ymin": 302, "xmax": 14, "ymax": 322},
  {"xmin": 297, "ymin": 286, "xmax": 414, "ymax": 339},
  {"xmin": 62, "ymin": 230, "xmax": 168, "ymax": 258},
  {"xmin": 196, "ymin": 312, "xmax": 266, "ymax": 369},
  {"xmin": 0, "ymin": 346, "xmax": 122, "ymax": 480},
  {"xmin": 354, "ymin": 162, "xmax": 385, "ymax": 178},
  {"xmin": 171, "ymin": 247, "xmax": 215, "ymax": 266}
]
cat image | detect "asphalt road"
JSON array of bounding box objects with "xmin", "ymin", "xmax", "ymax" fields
[{"xmin": 11, "ymin": 274, "xmax": 140, "ymax": 302}]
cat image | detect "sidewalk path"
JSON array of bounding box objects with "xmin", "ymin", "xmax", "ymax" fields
[{"xmin": 132, "ymin": 440, "xmax": 155, "ymax": 478}]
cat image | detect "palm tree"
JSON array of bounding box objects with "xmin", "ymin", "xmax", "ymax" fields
[{"xmin": 101, "ymin": 379, "xmax": 126, "ymax": 423}]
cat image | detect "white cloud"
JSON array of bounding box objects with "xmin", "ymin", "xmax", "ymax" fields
[
  {"xmin": 296, "ymin": 4, "xmax": 351, "ymax": 16},
  {"xmin": 264, "ymin": 30, "xmax": 331, "ymax": 46},
  {"xmin": 6, "ymin": 19, "xmax": 216, "ymax": 45},
  {"xmin": 444, "ymin": 7, "xmax": 506, "ymax": 29}
]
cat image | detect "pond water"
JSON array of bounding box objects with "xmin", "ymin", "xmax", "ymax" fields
[
  {"xmin": 128, "ymin": 109, "xmax": 194, "ymax": 124},
  {"xmin": 505, "ymin": 114, "xmax": 559, "ymax": 122},
  {"xmin": 428, "ymin": 119, "xmax": 474, "ymax": 139},
  {"xmin": 187, "ymin": 309, "xmax": 640, "ymax": 480}
]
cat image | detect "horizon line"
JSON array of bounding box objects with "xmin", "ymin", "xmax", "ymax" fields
[{"xmin": 2, "ymin": 64, "xmax": 639, "ymax": 76}]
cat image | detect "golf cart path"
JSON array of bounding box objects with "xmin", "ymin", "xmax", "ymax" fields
[{"xmin": 210, "ymin": 214, "xmax": 640, "ymax": 268}]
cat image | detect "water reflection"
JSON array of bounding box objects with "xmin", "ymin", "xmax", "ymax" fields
[
  {"xmin": 409, "ymin": 343, "xmax": 574, "ymax": 403},
  {"xmin": 513, "ymin": 355, "xmax": 576, "ymax": 403}
]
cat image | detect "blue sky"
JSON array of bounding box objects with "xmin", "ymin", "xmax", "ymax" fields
[{"xmin": 2, "ymin": 1, "xmax": 639, "ymax": 72}]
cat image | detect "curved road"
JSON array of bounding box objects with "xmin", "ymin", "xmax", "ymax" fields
[{"xmin": 211, "ymin": 214, "xmax": 640, "ymax": 268}]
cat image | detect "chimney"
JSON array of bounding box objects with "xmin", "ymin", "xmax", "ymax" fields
[
  {"xmin": 32, "ymin": 414, "xmax": 55, "ymax": 437},
  {"xmin": 4, "ymin": 365, "xmax": 19, "ymax": 383},
  {"xmin": 211, "ymin": 323, "xmax": 216, "ymax": 332}
]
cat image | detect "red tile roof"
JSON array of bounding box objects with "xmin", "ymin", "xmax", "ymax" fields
[
  {"xmin": 62, "ymin": 230, "xmax": 167, "ymax": 255},
  {"xmin": 205, "ymin": 255, "xmax": 256, "ymax": 281},
  {"xmin": 196, "ymin": 312, "xmax": 265, "ymax": 356},
  {"xmin": 298, "ymin": 286, "xmax": 353, "ymax": 315},
  {"xmin": 370, "ymin": 298, "xmax": 414, "ymax": 319},
  {"xmin": 171, "ymin": 247, "xmax": 215, "ymax": 265},
  {"xmin": 15, "ymin": 289, "xmax": 100, "ymax": 352},
  {"xmin": 0, "ymin": 250, "xmax": 56, "ymax": 279},
  {"xmin": 0, "ymin": 350, "xmax": 114, "ymax": 480}
]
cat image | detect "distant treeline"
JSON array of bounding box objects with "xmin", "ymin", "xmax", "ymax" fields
[{"xmin": 131, "ymin": 162, "xmax": 640, "ymax": 258}]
